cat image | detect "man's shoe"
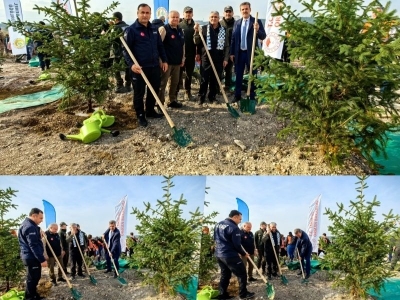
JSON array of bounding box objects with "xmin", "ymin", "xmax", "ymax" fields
[
  {"xmin": 208, "ymin": 97, "xmax": 216, "ymax": 104},
  {"xmin": 78, "ymin": 274, "xmax": 85, "ymax": 278},
  {"xmin": 70, "ymin": 276, "xmax": 75, "ymax": 280},
  {"xmin": 146, "ymin": 111, "xmax": 164, "ymax": 118},
  {"xmin": 305, "ymin": 274, "xmax": 310, "ymax": 279},
  {"xmin": 113, "ymin": 273, "xmax": 118, "ymax": 278},
  {"xmin": 267, "ymin": 274, "xmax": 272, "ymax": 280},
  {"xmin": 185, "ymin": 92, "xmax": 193, "ymax": 101},
  {"xmin": 124, "ymin": 82, "xmax": 132, "ymax": 92},
  {"xmin": 239, "ymin": 291, "xmax": 255, "ymax": 300},
  {"xmin": 212, "ymin": 293, "xmax": 234, "ymax": 300},
  {"xmin": 51, "ymin": 279, "xmax": 57, "ymax": 286},
  {"xmin": 168, "ymin": 101, "xmax": 183, "ymax": 108},
  {"xmin": 272, "ymin": 273, "xmax": 278, "ymax": 277},
  {"xmin": 198, "ymin": 96, "xmax": 205, "ymax": 105},
  {"xmin": 58, "ymin": 278, "xmax": 66, "ymax": 282},
  {"xmin": 138, "ymin": 114, "xmax": 148, "ymax": 127},
  {"xmin": 115, "ymin": 86, "xmax": 126, "ymax": 94},
  {"xmin": 248, "ymin": 277, "xmax": 257, "ymax": 282},
  {"xmin": 104, "ymin": 270, "xmax": 112, "ymax": 273},
  {"xmin": 297, "ymin": 271, "xmax": 303, "ymax": 276}
]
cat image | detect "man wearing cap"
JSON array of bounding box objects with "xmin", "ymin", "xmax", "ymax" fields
[
  {"xmin": 123, "ymin": 3, "xmax": 168, "ymax": 127},
  {"xmin": 194, "ymin": 11, "xmax": 230, "ymax": 105},
  {"xmin": 254, "ymin": 221, "xmax": 267, "ymax": 274},
  {"xmin": 158, "ymin": 10, "xmax": 185, "ymax": 109},
  {"xmin": 219, "ymin": 6, "xmax": 235, "ymax": 92},
  {"xmin": 214, "ymin": 210, "xmax": 255, "ymax": 300},
  {"xmin": 18, "ymin": 208, "xmax": 48, "ymax": 300},
  {"xmin": 111, "ymin": 12, "xmax": 131, "ymax": 93},
  {"xmin": 59, "ymin": 221, "xmax": 70, "ymax": 274},
  {"xmin": 178, "ymin": 6, "xmax": 198, "ymax": 101},
  {"xmin": 230, "ymin": 2, "xmax": 266, "ymax": 103}
]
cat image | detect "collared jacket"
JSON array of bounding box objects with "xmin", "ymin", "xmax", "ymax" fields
[
  {"xmin": 214, "ymin": 218, "xmax": 246, "ymax": 258},
  {"xmin": 296, "ymin": 230, "xmax": 313, "ymax": 258},
  {"xmin": 18, "ymin": 217, "xmax": 46, "ymax": 263},
  {"xmin": 262, "ymin": 230, "xmax": 282, "ymax": 256},
  {"xmin": 219, "ymin": 17, "xmax": 235, "ymax": 47},
  {"xmin": 240, "ymin": 229, "xmax": 255, "ymax": 255},
  {"xmin": 254, "ymin": 228, "xmax": 266, "ymax": 251},
  {"xmin": 104, "ymin": 228, "xmax": 121, "ymax": 256},
  {"xmin": 59, "ymin": 228, "xmax": 68, "ymax": 251},
  {"xmin": 123, "ymin": 19, "xmax": 167, "ymax": 69},
  {"xmin": 66, "ymin": 230, "xmax": 87, "ymax": 252},
  {"xmin": 179, "ymin": 18, "xmax": 197, "ymax": 58},
  {"xmin": 159, "ymin": 24, "xmax": 185, "ymax": 65},
  {"xmin": 43, "ymin": 230, "xmax": 62, "ymax": 258},
  {"xmin": 194, "ymin": 23, "xmax": 230, "ymax": 63}
]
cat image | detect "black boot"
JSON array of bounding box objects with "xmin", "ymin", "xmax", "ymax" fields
[{"xmin": 124, "ymin": 81, "xmax": 132, "ymax": 92}]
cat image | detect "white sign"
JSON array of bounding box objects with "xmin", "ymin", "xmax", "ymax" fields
[
  {"xmin": 3, "ymin": 0, "xmax": 26, "ymax": 55},
  {"xmin": 306, "ymin": 195, "xmax": 321, "ymax": 253},
  {"xmin": 262, "ymin": 0, "xmax": 285, "ymax": 60},
  {"xmin": 115, "ymin": 196, "xmax": 128, "ymax": 253}
]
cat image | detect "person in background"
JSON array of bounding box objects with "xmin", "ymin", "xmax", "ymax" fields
[
  {"xmin": 219, "ymin": 6, "xmax": 235, "ymax": 92},
  {"xmin": 254, "ymin": 221, "xmax": 267, "ymax": 274},
  {"xmin": 34, "ymin": 21, "xmax": 53, "ymax": 71},
  {"xmin": 59, "ymin": 221, "xmax": 70, "ymax": 274},
  {"xmin": 18, "ymin": 208, "xmax": 48, "ymax": 300},
  {"xmin": 152, "ymin": 15, "xmax": 166, "ymax": 30},
  {"xmin": 285, "ymin": 231, "xmax": 296, "ymax": 262}
]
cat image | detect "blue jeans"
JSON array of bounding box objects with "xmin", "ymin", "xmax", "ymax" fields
[{"xmin": 287, "ymin": 244, "xmax": 295, "ymax": 260}]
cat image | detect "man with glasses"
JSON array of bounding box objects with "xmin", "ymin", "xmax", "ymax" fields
[{"xmin": 219, "ymin": 6, "xmax": 235, "ymax": 92}]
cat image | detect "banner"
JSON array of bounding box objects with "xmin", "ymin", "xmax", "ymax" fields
[
  {"xmin": 115, "ymin": 196, "xmax": 128, "ymax": 252},
  {"xmin": 51, "ymin": 0, "xmax": 73, "ymax": 15},
  {"xmin": 42, "ymin": 199, "xmax": 56, "ymax": 229},
  {"xmin": 236, "ymin": 197, "xmax": 249, "ymax": 223},
  {"xmin": 3, "ymin": 0, "xmax": 26, "ymax": 55},
  {"xmin": 262, "ymin": 0, "xmax": 285, "ymax": 59},
  {"xmin": 306, "ymin": 195, "xmax": 321, "ymax": 253},
  {"xmin": 153, "ymin": 0, "xmax": 169, "ymax": 21}
]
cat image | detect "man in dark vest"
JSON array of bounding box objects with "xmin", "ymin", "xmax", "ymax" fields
[
  {"xmin": 59, "ymin": 221, "xmax": 69, "ymax": 274},
  {"xmin": 219, "ymin": 6, "xmax": 235, "ymax": 91},
  {"xmin": 240, "ymin": 222, "xmax": 257, "ymax": 282},
  {"xmin": 18, "ymin": 208, "xmax": 47, "ymax": 300},
  {"xmin": 44, "ymin": 223, "xmax": 66, "ymax": 285},
  {"xmin": 103, "ymin": 220, "xmax": 122, "ymax": 278},
  {"xmin": 254, "ymin": 221, "xmax": 267, "ymax": 274},
  {"xmin": 158, "ymin": 10, "xmax": 184, "ymax": 108},
  {"xmin": 66, "ymin": 223, "xmax": 87, "ymax": 280}
]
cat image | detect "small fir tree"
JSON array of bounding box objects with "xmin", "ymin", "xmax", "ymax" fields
[
  {"xmin": 130, "ymin": 176, "xmax": 218, "ymax": 295},
  {"xmin": 0, "ymin": 188, "xmax": 25, "ymax": 291},
  {"xmin": 254, "ymin": 0, "xmax": 400, "ymax": 169},
  {"xmin": 7, "ymin": 0, "xmax": 122, "ymax": 112},
  {"xmin": 323, "ymin": 176, "xmax": 400, "ymax": 299}
]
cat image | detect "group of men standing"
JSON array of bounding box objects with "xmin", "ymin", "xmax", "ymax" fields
[
  {"xmin": 121, "ymin": 2, "xmax": 266, "ymax": 127},
  {"xmin": 17, "ymin": 208, "xmax": 122, "ymax": 300},
  {"xmin": 213, "ymin": 210, "xmax": 313, "ymax": 300}
]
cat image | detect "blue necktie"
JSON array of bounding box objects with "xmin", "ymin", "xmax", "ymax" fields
[{"xmin": 241, "ymin": 19, "xmax": 248, "ymax": 50}]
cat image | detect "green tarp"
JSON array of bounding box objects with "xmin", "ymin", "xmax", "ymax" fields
[
  {"xmin": 93, "ymin": 258, "xmax": 131, "ymax": 274},
  {"xmin": 368, "ymin": 278, "xmax": 400, "ymax": 300},
  {"xmin": 286, "ymin": 260, "xmax": 322, "ymax": 274},
  {"xmin": 0, "ymin": 85, "xmax": 64, "ymax": 114}
]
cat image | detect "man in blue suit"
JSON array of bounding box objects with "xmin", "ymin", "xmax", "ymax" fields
[
  {"xmin": 103, "ymin": 220, "xmax": 121, "ymax": 278},
  {"xmin": 230, "ymin": 2, "xmax": 266, "ymax": 103}
]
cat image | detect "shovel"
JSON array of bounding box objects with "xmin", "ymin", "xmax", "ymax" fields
[
  {"xmin": 103, "ymin": 241, "xmax": 127, "ymax": 285},
  {"xmin": 72, "ymin": 235, "xmax": 97, "ymax": 285},
  {"xmin": 269, "ymin": 231, "xmax": 288, "ymax": 285},
  {"xmin": 241, "ymin": 246, "xmax": 275, "ymax": 300},
  {"xmin": 241, "ymin": 12, "xmax": 259, "ymax": 115},
  {"xmin": 120, "ymin": 37, "xmax": 192, "ymax": 147},
  {"xmin": 296, "ymin": 248, "xmax": 309, "ymax": 284},
  {"xmin": 43, "ymin": 235, "xmax": 82, "ymax": 300},
  {"xmin": 197, "ymin": 27, "xmax": 240, "ymax": 118}
]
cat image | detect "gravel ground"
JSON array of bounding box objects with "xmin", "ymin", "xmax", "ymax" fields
[{"xmin": 0, "ymin": 59, "xmax": 373, "ymax": 175}]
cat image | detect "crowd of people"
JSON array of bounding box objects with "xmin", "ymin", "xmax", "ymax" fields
[{"xmin": 17, "ymin": 207, "xmax": 137, "ymax": 300}]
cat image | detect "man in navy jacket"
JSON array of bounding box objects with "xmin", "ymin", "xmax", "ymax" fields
[
  {"xmin": 294, "ymin": 228, "xmax": 313, "ymax": 279},
  {"xmin": 229, "ymin": 2, "xmax": 266, "ymax": 103},
  {"xmin": 214, "ymin": 210, "xmax": 255, "ymax": 300},
  {"xmin": 18, "ymin": 208, "xmax": 47, "ymax": 300},
  {"xmin": 123, "ymin": 3, "xmax": 168, "ymax": 127},
  {"xmin": 103, "ymin": 220, "xmax": 121, "ymax": 278}
]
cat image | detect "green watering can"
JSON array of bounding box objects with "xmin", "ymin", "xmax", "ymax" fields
[
  {"xmin": 197, "ymin": 286, "xmax": 219, "ymax": 300},
  {"xmin": 59, "ymin": 110, "xmax": 119, "ymax": 143},
  {"xmin": 0, "ymin": 289, "xmax": 24, "ymax": 300}
]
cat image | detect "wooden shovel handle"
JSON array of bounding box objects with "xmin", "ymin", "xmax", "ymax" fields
[
  {"xmin": 120, "ymin": 37, "xmax": 176, "ymax": 129},
  {"xmin": 247, "ymin": 12, "xmax": 259, "ymax": 97},
  {"xmin": 296, "ymin": 247, "xmax": 306, "ymax": 279},
  {"xmin": 269, "ymin": 231, "xmax": 283, "ymax": 275},
  {"xmin": 43, "ymin": 234, "xmax": 73, "ymax": 289},
  {"xmin": 197, "ymin": 27, "xmax": 230, "ymax": 104},
  {"xmin": 241, "ymin": 245, "xmax": 269, "ymax": 284},
  {"xmin": 72, "ymin": 234, "xmax": 91, "ymax": 276}
]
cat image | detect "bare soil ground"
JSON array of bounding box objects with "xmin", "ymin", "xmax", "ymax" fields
[{"xmin": 0, "ymin": 59, "xmax": 373, "ymax": 175}]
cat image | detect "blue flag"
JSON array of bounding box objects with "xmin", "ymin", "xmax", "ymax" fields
[
  {"xmin": 236, "ymin": 198, "xmax": 249, "ymax": 223},
  {"xmin": 153, "ymin": 0, "xmax": 169, "ymax": 21},
  {"xmin": 42, "ymin": 200, "xmax": 56, "ymax": 228}
]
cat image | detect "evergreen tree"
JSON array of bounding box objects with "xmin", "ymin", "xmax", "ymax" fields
[
  {"xmin": 0, "ymin": 188, "xmax": 25, "ymax": 291},
  {"xmin": 254, "ymin": 0, "xmax": 400, "ymax": 169},
  {"xmin": 7, "ymin": 0, "xmax": 122, "ymax": 112},
  {"xmin": 324, "ymin": 176, "xmax": 400, "ymax": 299},
  {"xmin": 130, "ymin": 176, "xmax": 218, "ymax": 295}
]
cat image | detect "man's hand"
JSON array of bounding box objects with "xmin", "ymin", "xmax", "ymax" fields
[
  {"xmin": 131, "ymin": 64, "xmax": 142, "ymax": 74},
  {"xmin": 223, "ymin": 60, "xmax": 228, "ymax": 68},
  {"xmin": 161, "ymin": 62, "xmax": 168, "ymax": 72},
  {"xmin": 62, "ymin": 251, "xmax": 65, "ymax": 257},
  {"xmin": 194, "ymin": 22, "xmax": 200, "ymax": 32},
  {"xmin": 230, "ymin": 55, "xmax": 234, "ymax": 63},
  {"xmin": 254, "ymin": 22, "xmax": 259, "ymax": 32},
  {"xmin": 195, "ymin": 54, "xmax": 200, "ymax": 62},
  {"xmin": 181, "ymin": 60, "xmax": 185, "ymax": 67},
  {"xmin": 41, "ymin": 261, "xmax": 48, "ymax": 268}
]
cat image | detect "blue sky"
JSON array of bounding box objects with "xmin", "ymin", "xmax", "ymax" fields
[
  {"xmin": 0, "ymin": 176, "xmax": 207, "ymax": 237},
  {"xmin": 1, "ymin": 0, "xmax": 399, "ymax": 23},
  {"xmin": 203, "ymin": 176, "xmax": 400, "ymax": 237}
]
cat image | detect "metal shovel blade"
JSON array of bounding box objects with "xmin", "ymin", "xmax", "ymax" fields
[
  {"xmin": 71, "ymin": 287, "xmax": 82, "ymax": 300},
  {"xmin": 266, "ymin": 282, "xmax": 275, "ymax": 300},
  {"xmin": 240, "ymin": 97, "xmax": 257, "ymax": 114},
  {"xmin": 226, "ymin": 103, "xmax": 240, "ymax": 118},
  {"xmin": 89, "ymin": 275, "xmax": 97, "ymax": 285},
  {"xmin": 117, "ymin": 276, "xmax": 128, "ymax": 286},
  {"xmin": 172, "ymin": 127, "xmax": 192, "ymax": 147},
  {"xmin": 281, "ymin": 274, "xmax": 289, "ymax": 285}
]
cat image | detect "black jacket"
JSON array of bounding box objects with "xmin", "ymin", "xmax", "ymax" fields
[
  {"xmin": 179, "ymin": 18, "xmax": 196, "ymax": 57},
  {"xmin": 152, "ymin": 19, "xmax": 165, "ymax": 30},
  {"xmin": 240, "ymin": 229, "xmax": 255, "ymax": 255},
  {"xmin": 18, "ymin": 218, "xmax": 46, "ymax": 263},
  {"xmin": 112, "ymin": 20, "xmax": 129, "ymax": 58},
  {"xmin": 45, "ymin": 230, "xmax": 62, "ymax": 257},
  {"xmin": 254, "ymin": 228, "xmax": 266, "ymax": 250}
]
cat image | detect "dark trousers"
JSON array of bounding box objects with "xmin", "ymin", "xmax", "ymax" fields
[
  {"xmin": 133, "ymin": 66, "xmax": 160, "ymax": 116},
  {"xmin": 70, "ymin": 250, "xmax": 83, "ymax": 276},
  {"xmin": 114, "ymin": 56, "xmax": 131, "ymax": 87},
  {"xmin": 178, "ymin": 55, "xmax": 196, "ymax": 93},
  {"xmin": 265, "ymin": 246, "xmax": 279, "ymax": 275},
  {"xmin": 105, "ymin": 250, "xmax": 120, "ymax": 272},
  {"xmin": 234, "ymin": 50, "xmax": 257, "ymax": 98},
  {"xmin": 37, "ymin": 52, "xmax": 50, "ymax": 71},
  {"xmin": 217, "ymin": 256, "xmax": 248, "ymax": 298},
  {"xmin": 256, "ymin": 249, "xmax": 266, "ymax": 272},
  {"xmin": 299, "ymin": 249, "xmax": 312, "ymax": 276},
  {"xmin": 62, "ymin": 249, "xmax": 69, "ymax": 273},
  {"xmin": 224, "ymin": 59, "xmax": 234, "ymax": 88},
  {"xmin": 23, "ymin": 259, "xmax": 41, "ymax": 300},
  {"xmin": 199, "ymin": 60, "xmax": 223, "ymax": 100}
]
